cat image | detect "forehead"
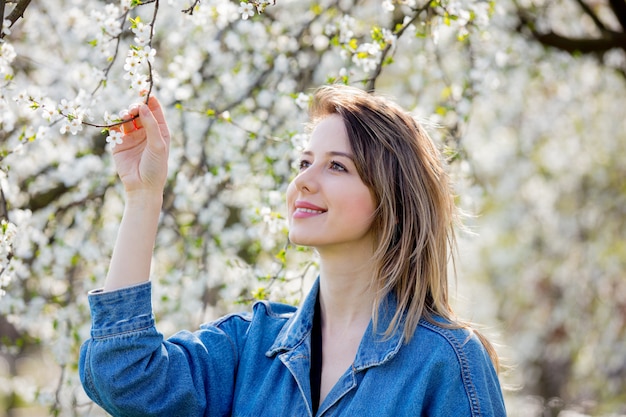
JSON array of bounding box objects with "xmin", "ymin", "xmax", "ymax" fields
[{"xmin": 307, "ymin": 114, "xmax": 350, "ymax": 151}]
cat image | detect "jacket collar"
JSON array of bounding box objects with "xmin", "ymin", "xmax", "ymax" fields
[{"xmin": 266, "ymin": 278, "xmax": 405, "ymax": 369}]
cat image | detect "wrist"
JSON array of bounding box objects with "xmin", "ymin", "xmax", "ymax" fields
[{"xmin": 124, "ymin": 189, "xmax": 164, "ymax": 210}]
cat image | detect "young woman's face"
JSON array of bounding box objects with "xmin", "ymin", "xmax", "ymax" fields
[{"xmin": 287, "ymin": 114, "xmax": 377, "ymax": 254}]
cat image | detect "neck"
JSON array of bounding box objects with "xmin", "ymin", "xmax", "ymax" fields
[{"xmin": 317, "ymin": 250, "xmax": 376, "ymax": 332}]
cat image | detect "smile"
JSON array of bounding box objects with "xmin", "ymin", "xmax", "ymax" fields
[
  {"xmin": 296, "ymin": 208, "xmax": 325, "ymax": 214},
  {"xmin": 292, "ymin": 205, "xmax": 327, "ymax": 219},
  {"xmin": 293, "ymin": 200, "xmax": 327, "ymax": 217}
]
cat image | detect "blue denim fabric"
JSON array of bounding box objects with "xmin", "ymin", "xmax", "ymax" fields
[{"xmin": 80, "ymin": 280, "xmax": 506, "ymax": 417}]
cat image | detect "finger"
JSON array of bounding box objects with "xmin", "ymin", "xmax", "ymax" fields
[
  {"xmin": 145, "ymin": 96, "xmax": 166, "ymax": 125},
  {"xmin": 121, "ymin": 117, "xmax": 139, "ymax": 135},
  {"xmin": 138, "ymin": 103, "xmax": 167, "ymax": 153},
  {"xmin": 132, "ymin": 117, "xmax": 143, "ymax": 130},
  {"xmin": 118, "ymin": 108, "xmax": 136, "ymax": 134},
  {"xmin": 144, "ymin": 96, "xmax": 170, "ymax": 148}
]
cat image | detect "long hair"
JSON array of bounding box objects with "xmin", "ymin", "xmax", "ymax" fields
[{"xmin": 308, "ymin": 84, "xmax": 499, "ymax": 370}]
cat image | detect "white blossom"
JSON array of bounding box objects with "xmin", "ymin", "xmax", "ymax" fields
[
  {"xmin": 59, "ymin": 115, "xmax": 84, "ymax": 135},
  {"xmin": 382, "ymin": 0, "xmax": 395, "ymax": 12},
  {"xmin": 294, "ymin": 92, "xmax": 310, "ymax": 110},
  {"xmin": 130, "ymin": 72, "xmax": 150, "ymax": 91},
  {"xmin": 238, "ymin": 2, "xmax": 255, "ymax": 20},
  {"xmin": 1, "ymin": 19, "xmax": 11, "ymax": 36},
  {"xmin": 106, "ymin": 129, "xmax": 124, "ymax": 148},
  {"xmin": 0, "ymin": 42, "xmax": 16, "ymax": 77},
  {"xmin": 132, "ymin": 22, "xmax": 152, "ymax": 45}
]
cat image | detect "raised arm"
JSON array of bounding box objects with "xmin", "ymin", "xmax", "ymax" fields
[
  {"xmin": 104, "ymin": 96, "xmax": 170, "ymax": 291},
  {"xmin": 81, "ymin": 97, "xmax": 240, "ymax": 416}
]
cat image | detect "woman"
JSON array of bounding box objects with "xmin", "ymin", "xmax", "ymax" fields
[{"xmin": 79, "ymin": 85, "xmax": 506, "ymax": 416}]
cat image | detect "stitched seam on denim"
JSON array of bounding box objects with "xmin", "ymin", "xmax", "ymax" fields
[
  {"xmin": 211, "ymin": 311, "xmax": 253, "ymax": 327},
  {"xmin": 221, "ymin": 328, "xmax": 240, "ymax": 376},
  {"xmin": 317, "ymin": 370, "xmax": 357, "ymax": 416},
  {"xmin": 279, "ymin": 353, "xmax": 314, "ymax": 417},
  {"xmin": 267, "ymin": 311, "xmax": 308, "ymax": 354},
  {"xmin": 352, "ymin": 336, "xmax": 403, "ymax": 370},
  {"xmin": 88, "ymin": 281, "xmax": 152, "ymax": 302},
  {"xmin": 82, "ymin": 343, "xmax": 104, "ymax": 406},
  {"xmin": 257, "ymin": 300, "xmax": 298, "ymax": 319},
  {"xmin": 418, "ymin": 320, "xmax": 482, "ymax": 416},
  {"xmin": 91, "ymin": 324, "xmax": 154, "ymax": 339}
]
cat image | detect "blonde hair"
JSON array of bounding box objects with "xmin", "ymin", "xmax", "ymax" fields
[{"xmin": 309, "ymin": 84, "xmax": 499, "ymax": 370}]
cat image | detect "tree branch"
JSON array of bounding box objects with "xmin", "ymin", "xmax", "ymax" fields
[
  {"xmin": 6, "ymin": 0, "xmax": 30, "ymax": 27},
  {"xmin": 516, "ymin": 7, "xmax": 626, "ymax": 55},
  {"xmin": 574, "ymin": 0, "xmax": 608, "ymax": 32},
  {"xmin": 0, "ymin": 0, "xmax": 32, "ymax": 39},
  {"xmin": 1, "ymin": 0, "xmax": 5, "ymax": 36},
  {"xmin": 609, "ymin": 0, "xmax": 626, "ymax": 30},
  {"xmin": 0, "ymin": 186, "xmax": 7, "ymax": 222},
  {"xmin": 532, "ymin": 30, "xmax": 626, "ymax": 54}
]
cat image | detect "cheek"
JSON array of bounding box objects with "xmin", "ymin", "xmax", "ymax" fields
[
  {"xmin": 344, "ymin": 187, "xmax": 377, "ymax": 221},
  {"xmin": 286, "ymin": 181, "xmax": 297, "ymax": 212},
  {"xmin": 355, "ymin": 186, "xmax": 376, "ymax": 212}
]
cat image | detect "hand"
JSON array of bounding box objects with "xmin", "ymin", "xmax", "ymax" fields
[{"xmin": 112, "ymin": 96, "xmax": 171, "ymax": 196}]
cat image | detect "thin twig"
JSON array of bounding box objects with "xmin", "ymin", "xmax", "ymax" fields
[
  {"xmin": 85, "ymin": 0, "xmax": 160, "ymax": 130},
  {"xmin": 364, "ymin": 4, "xmax": 430, "ymax": 91},
  {"xmin": 182, "ymin": 0, "xmax": 201, "ymax": 15},
  {"xmin": 144, "ymin": 0, "xmax": 159, "ymax": 103},
  {"xmin": 91, "ymin": 9, "xmax": 130, "ymax": 96}
]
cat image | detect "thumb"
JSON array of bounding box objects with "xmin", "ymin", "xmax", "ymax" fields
[{"xmin": 138, "ymin": 103, "xmax": 167, "ymax": 154}]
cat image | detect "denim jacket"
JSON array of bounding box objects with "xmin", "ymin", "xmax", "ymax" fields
[{"xmin": 80, "ymin": 280, "xmax": 506, "ymax": 417}]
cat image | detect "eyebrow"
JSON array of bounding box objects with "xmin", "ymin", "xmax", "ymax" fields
[{"xmin": 302, "ymin": 150, "xmax": 355, "ymax": 160}]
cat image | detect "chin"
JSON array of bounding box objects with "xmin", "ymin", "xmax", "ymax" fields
[{"xmin": 288, "ymin": 232, "xmax": 314, "ymax": 247}]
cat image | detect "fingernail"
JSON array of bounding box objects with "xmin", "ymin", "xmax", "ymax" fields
[{"xmin": 139, "ymin": 104, "xmax": 149, "ymax": 115}]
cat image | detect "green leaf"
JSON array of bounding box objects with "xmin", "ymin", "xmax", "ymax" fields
[
  {"xmin": 275, "ymin": 248, "xmax": 286, "ymax": 264},
  {"xmin": 251, "ymin": 287, "xmax": 268, "ymax": 300},
  {"xmin": 129, "ymin": 16, "xmax": 142, "ymax": 28}
]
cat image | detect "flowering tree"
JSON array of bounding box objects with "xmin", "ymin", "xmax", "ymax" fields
[
  {"xmin": 515, "ymin": 0, "xmax": 626, "ymax": 77},
  {"xmin": 464, "ymin": 0, "xmax": 626, "ymax": 414},
  {"xmin": 0, "ymin": 0, "xmax": 624, "ymax": 416}
]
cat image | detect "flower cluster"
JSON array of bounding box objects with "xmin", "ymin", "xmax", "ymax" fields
[
  {"xmin": 89, "ymin": 4, "xmax": 124, "ymax": 59},
  {"xmin": 0, "ymin": 40, "xmax": 17, "ymax": 132},
  {"xmin": 237, "ymin": 1, "xmax": 274, "ymax": 20},
  {"xmin": 124, "ymin": 46, "xmax": 156, "ymax": 91},
  {"xmin": 324, "ymin": 15, "xmax": 398, "ymax": 76},
  {"xmin": 58, "ymin": 99, "xmax": 89, "ymax": 135},
  {"xmin": 123, "ymin": 17, "xmax": 156, "ymax": 92},
  {"xmin": 294, "ymin": 92, "xmax": 310, "ymax": 110},
  {"xmin": 13, "ymin": 93, "xmax": 93, "ymax": 136},
  {"xmin": 0, "ymin": 41, "xmax": 16, "ymax": 81},
  {"xmin": 103, "ymin": 109, "xmax": 130, "ymax": 148},
  {"xmin": 0, "ymin": 220, "xmax": 17, "ymax": 297}
]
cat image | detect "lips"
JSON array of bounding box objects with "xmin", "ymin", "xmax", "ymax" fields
[{"xmin": 293, "ymin": 200, "xmax": 326, "ymax": 218}]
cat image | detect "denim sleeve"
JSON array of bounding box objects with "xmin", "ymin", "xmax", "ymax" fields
[
  {"xmin": 79, "ymin": 282, "xmax": 237, "ymax": 417},
  {"xmin": 423, "ymin": 326, "xmax": 507, "ymax": 417}
]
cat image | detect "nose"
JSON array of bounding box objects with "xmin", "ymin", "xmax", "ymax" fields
[{"xmin": 292, "ymin": 165, "xmax": 318, "ymax": 193}]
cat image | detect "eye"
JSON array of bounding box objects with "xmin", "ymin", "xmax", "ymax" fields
[
  {"xmin": 330, "ymin": 160, "xmax": 347, "ymax": 172},
  {"xmin": 298, "ymin": 159, "xmax": 311, "ymax": 170}
]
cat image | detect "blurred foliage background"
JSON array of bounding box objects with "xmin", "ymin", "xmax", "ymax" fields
[{"xmin": 0, "ymin": 0, "xmax": 625, "ymax": 416}]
